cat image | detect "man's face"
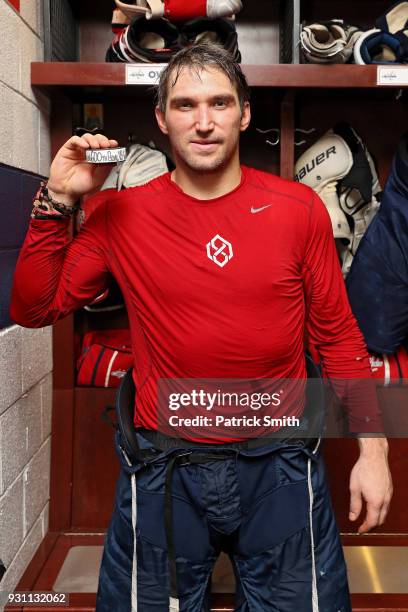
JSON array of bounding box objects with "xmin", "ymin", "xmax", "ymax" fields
[{"xmin": 155, "ymin": 66, "xmax": 250, "ymax": 173}]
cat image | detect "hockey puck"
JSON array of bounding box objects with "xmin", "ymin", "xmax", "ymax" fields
[{"xmin": 86, "ymin": 147, "xmax": 127, "ymax": 164}]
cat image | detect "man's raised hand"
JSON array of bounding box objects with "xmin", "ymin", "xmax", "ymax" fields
[{"xmin": 47, "ymin": 133, "xmax": 119, "ymax": 206}]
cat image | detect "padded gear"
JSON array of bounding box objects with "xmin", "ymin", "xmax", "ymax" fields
[
  {"xmin": 111, "ymin": 8, "xmax": 130, "ymax": 35},
  {"xmin": 353, "ymin": 27, "xmax": 408, "ymax": 64},
  {"xmin": 125, "ymin": 17, "xmax": 180, "ymax": 63},
  {"xmin": 115, "ymin": 0, "xmax": 242, "ymax": 20},
  {"xmin": 101, "ymin": 143, "xmax": 171, "ymax": 191},
  {"xmin": 369, "ymin": 344, "xmax": 408, "ymax": 386},
  {"xmin": 206, "ymin": 0, "xmax": 242, "ymax": 19},
  {"xmin": 114, "ymin": 0, "xmax": 163, "ymax": 20},
  {"xmin": 106, "ymin": 23, "xmax": 179, "ymax": 63},
  {"xmin": 300, "ymin": 20, "xmax": 363, "ymax": 64},
  {"xmin": 295, "ymin": 131, "xmax": 353, "ymax": 242},
  {"xmin": 334, "ymin": 122, "xmax": 382, "ymax": 275},
  {"xmin": 106, "ymin": 16, "xmax": 241, "ymax": 63},
  {"xmin": 180, "ymin": 17, "xmax": 241, "ymax": 61},
  {"xmin": 295, "ymin": 124, "xmax": 382, "ymax": 276},
  {"xmin": 376, "ymin": 1, "xmax": 408, "ymax": 33}
]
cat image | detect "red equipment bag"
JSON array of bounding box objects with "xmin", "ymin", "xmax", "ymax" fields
[
  {"xmin": 77, "ymin": 329, "xmax": 133, "ymax": 388},
  {"xmin": 369, "ymin": 344, "xmax": 408, "ymax": 386}
]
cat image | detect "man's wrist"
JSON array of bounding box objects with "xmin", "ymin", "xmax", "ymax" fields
[
  {"xmin": 46, "ymin": 184, "xmax": 77, "ymax": 208},
  {"xmin": 357, "ymin": 435, "xmax": 389, "ymax": 456},
  {"xmin": 31, "ymin": 181, "xmax": 79, "ymax": 220}
]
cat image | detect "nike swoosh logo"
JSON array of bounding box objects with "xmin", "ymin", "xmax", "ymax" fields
[{"xmin": 251, "ymin": 204, "xmax": 272, "ymax": 214}]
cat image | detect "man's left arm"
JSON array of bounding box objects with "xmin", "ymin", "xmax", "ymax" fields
[{"xmin": 303, "ymin": 190, "xmax": 393, "ymax": 533}]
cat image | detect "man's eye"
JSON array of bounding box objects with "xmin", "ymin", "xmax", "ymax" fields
[
  {"xmin": 214, "ymin": 100, "xmax": 227, "ymax": 108},
  {"xmin": 178, "ymin": 102, "xmax": 192, "ymax": 109}
]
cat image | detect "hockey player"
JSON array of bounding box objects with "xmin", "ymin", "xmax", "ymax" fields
[{"xmin": 10, "ymin": 43, "xmax": 392, "ymax": 612}]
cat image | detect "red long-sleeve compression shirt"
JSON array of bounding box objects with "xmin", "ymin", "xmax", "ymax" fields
[{"xmin": 10, "ymin": 166, "xmax": 383, "ymax": 439}]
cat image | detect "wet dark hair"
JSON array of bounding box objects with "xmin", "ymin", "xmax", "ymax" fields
[{"xmin": 156, "ymin": 42, "xmax": 251, "ymax": 113}]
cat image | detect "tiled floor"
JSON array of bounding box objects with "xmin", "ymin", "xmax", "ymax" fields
[{"xmin": 345, "ymin": 546, "xmax": 408, "ymax": 593}]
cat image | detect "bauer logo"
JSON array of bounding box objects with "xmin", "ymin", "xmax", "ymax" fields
[
  {"xmin": 206, "ymin": 234, "xmax": 233, "ymax": 268},
  {"xmin": 126, "ymin": 64, "xmax": 166, "ymax": 85},
  {"xmin": 295, "ymin": 146, "xmax": 336, "ymax": 182}
]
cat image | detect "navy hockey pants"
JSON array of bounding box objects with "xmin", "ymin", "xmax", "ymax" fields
[{"xmin": 96, "ymin": 431, "xmax": 351, "ymax": 611}]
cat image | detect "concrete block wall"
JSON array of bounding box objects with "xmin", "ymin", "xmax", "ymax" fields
[
  {"xmin": 0, "ymin": 327, "xmax": 53, "ymax": 599},
  {"xmin": 0, "ymin": 0, "xmax": 49, "ymax": 174},
  {"xmin": 0, "ymin": 0, "xmax": 52, "ymax": 603}
]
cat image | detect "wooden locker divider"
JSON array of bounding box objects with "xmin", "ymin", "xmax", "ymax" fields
[
  {"xmin": 49, "ymin": 96, "xmax": 76, "ymax": 531},
  {"xmin": 280, "ymin": 90, "xmax": 295, "ymax": 179}
]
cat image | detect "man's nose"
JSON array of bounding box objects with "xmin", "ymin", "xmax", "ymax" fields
[{"xmin": 195, "ymin": 105, "xmax": 215, "ymax": 132}]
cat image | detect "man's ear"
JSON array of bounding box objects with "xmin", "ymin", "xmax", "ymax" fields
[
  {"xmin": 240, "ymin": 101, "xmax": 251, "ymax": 133},
  {"xmin": 155, "ymin": 105, "xmax": 168, "ymax": 135}
]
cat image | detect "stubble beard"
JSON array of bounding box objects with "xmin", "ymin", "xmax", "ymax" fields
[
  {"xmin": 174, "ymin": 131, "xmax": 240, "ymax": 175},
  {"xmin": 182, "ymin": 150, "xmax": 227, "ymax": 173}
]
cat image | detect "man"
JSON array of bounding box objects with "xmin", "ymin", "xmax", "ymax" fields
[{"xmin": 11, "ymin": 43, "xmax": 392, "ymax": 612}]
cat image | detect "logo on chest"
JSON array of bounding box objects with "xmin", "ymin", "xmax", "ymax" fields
[{"xmin": 206, "ymin": 234, "xmax": 233, "ymax": 268}]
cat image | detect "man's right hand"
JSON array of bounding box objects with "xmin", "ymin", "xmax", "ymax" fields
[{"xmin": 47, "ymin": 133, "xmax": 119, "ymax": 206}]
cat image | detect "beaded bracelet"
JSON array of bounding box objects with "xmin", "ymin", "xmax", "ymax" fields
[{"xmin": 31, "ymin": 181, "xmax": 79, "ymax": 220}]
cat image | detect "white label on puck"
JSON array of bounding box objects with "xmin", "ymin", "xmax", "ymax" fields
[
  {"xmin": 126, "ymin": 64, "xmax": 166, "ymax": 85},
  {"xmin": 86, "ymin": 148, "xmax": 127, "ymax": 164},
  {"xmin": 377, "ymin": 66, "xmax": 408, "ymax": 85}
]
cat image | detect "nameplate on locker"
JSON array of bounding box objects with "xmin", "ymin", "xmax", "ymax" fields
[
  {"xmin": 126, "ymin": 64, "xmax": 166, "ymax": 85},
  {"xmin": 377, "ymin": 66, "xmax": 408, "ymax": 86}
]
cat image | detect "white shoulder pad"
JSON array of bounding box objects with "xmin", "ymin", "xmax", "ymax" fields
[{"xmin": 294, "ymin": 131, "xmax": 353, "ymax": 193}]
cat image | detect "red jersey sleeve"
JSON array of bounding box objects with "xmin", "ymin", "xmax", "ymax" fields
[
  {"xmin": 303, "ymin": 191, "xmax": 383, "ymax": 434},
  {"xmin": 10, "ymin": 200, "xmax": 110, "ymax": 328}
]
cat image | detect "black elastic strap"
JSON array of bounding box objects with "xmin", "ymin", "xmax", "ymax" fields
[
  {"xmin": 139, "ymin": 427, "xmax": 306, "ymax": 452},
  {"xmin": 116, "ymin": 368, "xmax": 145, "ymax": 463}
]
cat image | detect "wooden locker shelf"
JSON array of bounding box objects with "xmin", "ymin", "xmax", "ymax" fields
[{"xmin": 31, "ymin": 62, "xmax": 406, "ymax": 92}]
